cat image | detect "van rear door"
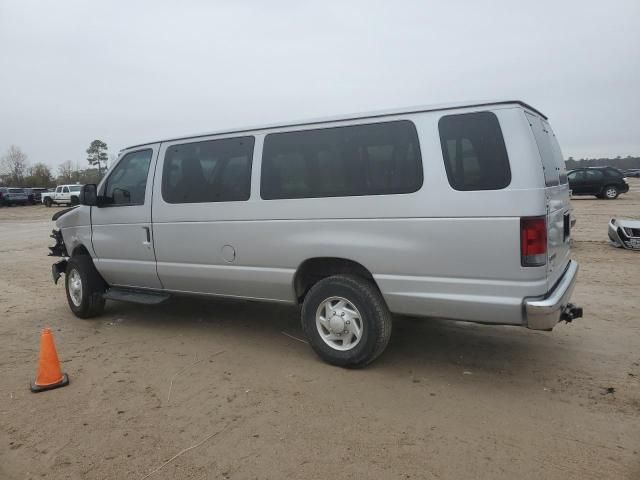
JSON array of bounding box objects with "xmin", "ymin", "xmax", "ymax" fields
[{"xmin": 525, "ymin": 112, "xmax": 571, "ymax": 291}]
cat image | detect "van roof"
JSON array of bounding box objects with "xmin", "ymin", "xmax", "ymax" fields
[{"xmin": 125, "ymin": 99, "xmax": 546, "ymax": 149}]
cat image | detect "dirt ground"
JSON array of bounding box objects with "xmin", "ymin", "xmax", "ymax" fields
[{"xmin": 1, "ymin": 182, "xmax": 639, "ymax": 480}]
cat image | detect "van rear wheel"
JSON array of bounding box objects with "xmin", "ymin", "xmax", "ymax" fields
[{"xmin": 301, "ymin": 275, "xmax": 392, "ymax": 368}]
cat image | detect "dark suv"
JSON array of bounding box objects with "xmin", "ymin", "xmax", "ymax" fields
[{"xmin": 567, "ymin": 167, "xmax": 629, "ymax": 199}]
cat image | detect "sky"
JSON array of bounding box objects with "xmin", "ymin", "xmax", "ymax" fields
[{"xmin": 1, "ymin": 0, "xmax": 639, "ymax": 173}]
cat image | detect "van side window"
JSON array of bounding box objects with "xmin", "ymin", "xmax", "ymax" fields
[
  {"xmin": 62, "ymin": 187, "xmax": 69, "ymax": 193},
  {"xmin": 102, "ymin": 149, "xmax": 153, "ymax": 206},
  {"xmin": 261, "ymin": 120, "xmax": 422, "ymax": 199},
  {"xmin": 438, "ymin": 112, "xmax": 511, "ymax": 191},
  {"xmin": 162, "ymin": 136, "xmax": 254, "ymax": 204}
]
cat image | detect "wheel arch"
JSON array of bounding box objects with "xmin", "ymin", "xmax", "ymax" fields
[
  {"xmin": 71, "ymin": 244, "xmax": 91, "ymax": 257},
  {"xmin": 293, "ymin": 257, "xmax": 379, "ymax": 303}
]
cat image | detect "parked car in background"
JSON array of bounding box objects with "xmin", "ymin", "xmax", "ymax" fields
[
  {"xmin": 49, "ymin": 100, "xmax": 582, "ymax": 368},
  {"xmin": 24, "ymin": 187, "xmax": 49, "ymax": 204},
  {"xmin": 624, "ymin": 169, "xmax": 640, "ymax": 178},
  {"xmin": 41, "ymin": 184, "xmax": 83, "ymax": 207},
  {"xmin": 567, "ymin": 167, "xmax": 629, "ymax": 199},
  {"xmin": 609, "ymin": 218, "xmax": 640, "ymax": 250},
  {"xmin": 0, "ymin": 187, "xmax": 29, "ymax": 206}
]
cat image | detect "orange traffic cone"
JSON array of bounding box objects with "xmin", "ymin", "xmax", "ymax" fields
[{"xmin": 30, "ymin": 328, "xmax": 69, "ymax": 393}]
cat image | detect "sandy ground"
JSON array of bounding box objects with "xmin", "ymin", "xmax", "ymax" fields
[{"xmin": 1, "ymin": 182, "xmax": 639, "ymax": 480}]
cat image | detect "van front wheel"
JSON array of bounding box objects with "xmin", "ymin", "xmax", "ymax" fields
[
  {"xmin": 301, "ymin": 275, "xmax": 392, "ymax": 368},
  {"xmin": 65, "ymin": 255, "xmax": 106, "ymax": 318}
]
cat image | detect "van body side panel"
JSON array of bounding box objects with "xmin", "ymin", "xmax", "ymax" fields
[
  {"xmin": 152, "ymin": 217, "xmax": 544, "ymax": 324},
  {"xmin": 56, "ymin": 206, "xmax": 96, "ymax": 257},
  {"xmin": 150, "ymin": 107, "xmax": 549, "ymax": 325}
]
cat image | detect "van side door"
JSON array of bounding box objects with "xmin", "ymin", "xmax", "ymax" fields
[
  {"xmin": 90, "ymin": 146, "xmax": 162, "ymax": 289},
  {"xmin": 151, "ymin": 136, "xmax": 263, "ymax": 297}
]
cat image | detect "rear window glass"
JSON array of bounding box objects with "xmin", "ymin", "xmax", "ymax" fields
[
  {"xmin": 525, "ymin": 113, "xmax": 568, "ymax": 186},
  {"xmin": 604, "ymin": 168, "xmax": 622, "ymax": 177},
  {"xmin": 162, "ymin": 136, "xmax": 254, "ymax": 204},
  {"xmin": 261, "ymin": 120, "xmax": 422, "ymax": 200},
  {"xmin": 438, "ymin": 112, "xmax": 511, "ymax": 191}
]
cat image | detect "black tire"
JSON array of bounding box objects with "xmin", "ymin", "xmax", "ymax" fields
[
  {"xmin": 44, "ymin": 198, "xmax": 53, "ymax": 207},
  {"xmin": 301, "ymin": 274, "xmax": 392, "ymax": 368},
  {"xmin": 602, "ymin": 185, "xmax": 619, "ymax": 200},
  {"xmin": 70, "ymin": 196, "xmax": 79, "ymax": 206},
  {"xmin": 65, "ymin": 255, "xmax": 106, "ymax": 318}
]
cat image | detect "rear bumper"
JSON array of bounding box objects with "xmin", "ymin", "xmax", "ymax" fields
[{"xmin": 524, "ymin": 260, "xmax": 581, "ymax": 330}]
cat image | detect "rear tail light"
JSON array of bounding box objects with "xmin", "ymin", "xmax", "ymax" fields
[{"xmin": 521, "ymin": 216, "xmax": 547, "ymax": 267}]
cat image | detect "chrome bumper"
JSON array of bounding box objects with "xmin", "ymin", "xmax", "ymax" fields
[{"xmin": 524, "ymin": 261, "xmax": 582, "ymax": 330}]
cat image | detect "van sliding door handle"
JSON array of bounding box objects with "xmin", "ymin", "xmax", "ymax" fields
[{"xmin": 142, "ymin": 226, "xmax": 151, "ymax": 246}]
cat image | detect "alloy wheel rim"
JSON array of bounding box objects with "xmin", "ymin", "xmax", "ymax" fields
[
  {"xmin": 316, "ymin": 296, "xmax": 363, "ymax": 351},
  {"xmin": 68, "ymin": 269, "xmax": 83, "ymax": 307},
  {"xmin": 606, "ymin": 188, "xmax": 617, "ymax": 198}
]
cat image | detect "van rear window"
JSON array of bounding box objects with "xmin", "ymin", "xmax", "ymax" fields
[
  {"xmin": 438, "ymin": 112, "xmax": 511, "ymax": 191},
  {"xmin": 260, "ymin": 121, "xmax": 422, "ymax": 200},
  {"xmin": 525, "ymin": 113, "xmax": 568, "ymax": 186}
]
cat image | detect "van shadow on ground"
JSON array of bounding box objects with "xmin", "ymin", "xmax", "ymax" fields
[{"xmin": 98, "ymin": 293, "xmax": 560, "ymax": 379}]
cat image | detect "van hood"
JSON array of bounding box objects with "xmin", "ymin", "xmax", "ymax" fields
[
  {"xmin": 52, "ymin": 206, "xmax": 78, "ymax": 221},
  {"xmin": 54, "ymin": 205, "xmax": 90, "ymax": 229}
]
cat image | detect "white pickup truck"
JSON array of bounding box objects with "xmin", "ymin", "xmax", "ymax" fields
[{"xmin": 41, "ymin": 185, "xmax": 83, "ymax": 207}]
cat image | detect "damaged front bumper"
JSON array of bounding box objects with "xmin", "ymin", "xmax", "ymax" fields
[
  {"xmin": 51, "ymin": 259, "xmax": 67, "ymax": 284},
  {"xmin": 524, "ymin": 260, "xmax": 583, "ymax": 330},
  {"xmin": 608, "ymin": 218, "xmax": 640, "ymax": 250},
  {"xmin": 49, "ymin": 229, "xmax": 68, "ymax": 284}
]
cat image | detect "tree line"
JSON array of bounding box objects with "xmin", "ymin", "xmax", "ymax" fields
[
  {"xmin": 0, "ymin": 140, "xmax": 110, "ymax": 187},
  {"xmin": 565, "ymin": 156, "xmax": 640, "ymax": 170}
]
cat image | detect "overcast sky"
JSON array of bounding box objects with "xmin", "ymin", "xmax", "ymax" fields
[{"xmin": 1, "ymin": 0, "xmax": 639, "ymax": 172}]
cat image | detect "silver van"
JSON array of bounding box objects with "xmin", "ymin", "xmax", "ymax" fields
[{"xmin": 50, "ymin": 100, "xmax": 582, "ymax": 367}]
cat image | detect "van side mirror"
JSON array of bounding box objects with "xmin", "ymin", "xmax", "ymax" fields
[{"xmin": 79, "ymin": 184, "xmax": 97, "ymax": 206}]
